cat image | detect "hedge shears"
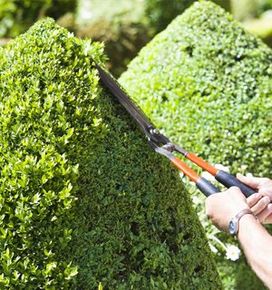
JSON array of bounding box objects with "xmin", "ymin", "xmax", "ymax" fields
[{"xmin": 96, "ymin": 64, "xmax": 256, "ymax": 197}]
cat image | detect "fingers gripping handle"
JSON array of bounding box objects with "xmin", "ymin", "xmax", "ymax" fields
[{"xmin": 215, "ymin": 170, "xmax": 256, "ymax": 197}]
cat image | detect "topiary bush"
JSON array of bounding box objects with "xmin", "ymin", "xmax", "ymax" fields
[
  {"xmin": 120, "ymin": 1, "xmax": 272, "ymax": 178},
  {"xmin": 120, "ymin": 1, "xmax": 272, "ymax": 289},
  {"xmin": 0, "ymin": 18, "xmax": 222, "ymax": 289},
  {"xmin": 145, "ymin": 0, "xmax": 230, "ymax": 32}
]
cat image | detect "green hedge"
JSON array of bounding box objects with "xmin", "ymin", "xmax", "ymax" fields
[
  {"xmin": 0, "ymin": 18, "xmax": 221, "ymax": 289},
  {"xmin": 120, "ymin": 1, "xmax": 272, "ymax": 289},
  {"xmin": 145, "ymin": 0, "xmax": 230, "ymax": 31},
  {"xmin": 120, "ymin": 1, "xmax": 272, "ymax": 177}
]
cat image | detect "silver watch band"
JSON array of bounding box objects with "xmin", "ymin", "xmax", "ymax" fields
[
  {"xmin": 229, "ymin": 208, "xmax": 255, "ymax": 235},
  {"xmin": 235, "ymin": 208, "xmax": 253, "ymax": 221}
]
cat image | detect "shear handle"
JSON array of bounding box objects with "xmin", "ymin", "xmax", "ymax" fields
[
  {"xmin": 171, "ymin": 157, "xmax": 219, "ymax": 196},
  {"xmin": 177, "ymin": 150, "xmax": 256, "ymax": 197},
  {"xmin": 155, "ymin": 145, "xmax": 219, "ymax": 197}
]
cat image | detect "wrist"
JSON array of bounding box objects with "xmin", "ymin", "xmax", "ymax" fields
[
  {"xmin": 237, "ymin": 214, "xmax": 260, "ymax": 239},
  {"xmin": 228, "ymin": 208, "xmax": 256, "ymax": 236},
  {"xmin": 231, "ymin": 203, "xmax": 250, "ymax": 216}
]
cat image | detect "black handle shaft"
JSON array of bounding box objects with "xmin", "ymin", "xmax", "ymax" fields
[
  {"xmin": 196, "ymin": 177, "xmax": 220, "ymax": 197},
  {"xmin": 215, "ymin": 170, "xmax": 256, "ymax": 197}
]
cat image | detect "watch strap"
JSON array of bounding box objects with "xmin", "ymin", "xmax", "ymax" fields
[
  {"xmin": 229, "ymin": 208, "xmax": 255, "ymax": 236},
  {"xmin": 235, "ymin": 208, "xmax": 253, "ymax": 221}
]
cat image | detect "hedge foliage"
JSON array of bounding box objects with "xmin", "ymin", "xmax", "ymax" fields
[
  {"xmin": 120, "ymin": 1, "xmax": 272, "ymax": 177},
  {"xmin": 145, "ymin": 0, "xmax": 231, "ymax": 32},
  {"xmin": 0, "ymin": 18, "xmax": 222, "ymax": 289},
  {"xmin": 120, "ymin": 1, "xmax": 272, "ymax": 289}
]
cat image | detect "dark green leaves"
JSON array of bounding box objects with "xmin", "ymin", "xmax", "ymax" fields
[
  {"xmin": 0, "ymin": 18, "xmax": 221, "ymax": 289},
  {"xmin": 120, "ymin": 2, "xmax": 272, "ymax": 289}
]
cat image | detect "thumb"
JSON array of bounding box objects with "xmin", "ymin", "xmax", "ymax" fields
[{"xmin": 236, "ymin": 174, "xmax": 260, "ymax": 189}]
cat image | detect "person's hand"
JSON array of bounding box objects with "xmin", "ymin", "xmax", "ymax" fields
[
  {"xmin": 205, "ymin": 187, "xmax": 250, "ymax": 231},
  {"xmin": 237, "ymin": 174, "xmax": 272, "ymax": 224}
]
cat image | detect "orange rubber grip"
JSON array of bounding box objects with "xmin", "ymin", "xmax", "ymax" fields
[
  {"xmin": 186, "ymin": 153, "xmax": 218, "ymax": 176},
  {"xmin": 171, "ymin": 157, "xmax": 199, "ymax": 182}
]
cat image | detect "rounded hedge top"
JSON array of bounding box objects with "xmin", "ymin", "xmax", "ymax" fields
[
  {"xmin": 120, "ymin": 1, "xmax": 272, "ymax": 177},
  {"xmin": 0, "ymin": 18, "xmax": 221, "ymax": 289}
]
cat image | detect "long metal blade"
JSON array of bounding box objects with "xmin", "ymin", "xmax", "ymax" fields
[{"xmin": 96, "ymin": 64, "xmax": 155, "ymax": 137}]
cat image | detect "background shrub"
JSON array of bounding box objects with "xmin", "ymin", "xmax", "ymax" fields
[
  {"xmin": 75, "ymin": 0, "xmax": 195, "ymax": 76},
  {"xmin": 144, "ymin": 0, "xmax": 230, "ymax": 32},
  {"xmin": 231, "ymin": 0, "xmax": 272, "ymax": 46},
  {"xmin": 120, "ymin": 1, "xmax": 272, "ymax": 289},
  {"xmin": 75, "ymin": 0, "xmax": 150, "ymax": 77},
  {"xmin": 0, "ymin": 18, "xmax": 221, "ymax": 289},
  {"xmin": 0, "ymin": 0, "xmax": 76, "ymax": 37},
  {"xmin": 75, "ymin": 0, "xmax": 230, "ymax": 76},
  {"xmin": 230, "ymin": 0, "xmax": 272, "ymax": 20},
  {"xmin": 1, "ymin": 0, "xmax": 272, "ymax": 75}
]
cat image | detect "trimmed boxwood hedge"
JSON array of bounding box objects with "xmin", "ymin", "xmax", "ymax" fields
[
  {"xmin": 0, "ymin": 18, "xmax": 221, "ymax": 289},
  {"xmin": 145, "ymin": 0, "xmax": 230, "ymax": 32},
  {"xmin": 120, "ymin": 1, "xmax": 272, "ymax": 289},
  {"xmin": 120, "ymin": 1, "xmax": 272, "ymax": 177}
]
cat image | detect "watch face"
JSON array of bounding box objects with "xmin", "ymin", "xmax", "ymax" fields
[{"xmin": 229, "ymin": 219, "xmax": 238, "ymax": 235}]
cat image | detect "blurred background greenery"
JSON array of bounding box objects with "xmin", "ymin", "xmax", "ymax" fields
[{"xmin": 0, "ymin": 0, "xmax": 272, "ymax": 76}]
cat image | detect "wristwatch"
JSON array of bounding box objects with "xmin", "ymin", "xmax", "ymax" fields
[{"xmin": 228, "ymin": 208, "xmax": 254, "ymax": 236}]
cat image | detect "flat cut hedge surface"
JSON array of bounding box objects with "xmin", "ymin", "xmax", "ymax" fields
[{"xmin": 0, "ymin": 19, "xmax": 221, "ymax": 289}]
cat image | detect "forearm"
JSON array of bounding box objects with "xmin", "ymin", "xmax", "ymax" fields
[
  {"xmin": 238, "ymin": 215, "xmax": 272, "ymax": 289},
  {"xmin": 205, "ymin": 185, "xmax": 272, "ymax": 287}
]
